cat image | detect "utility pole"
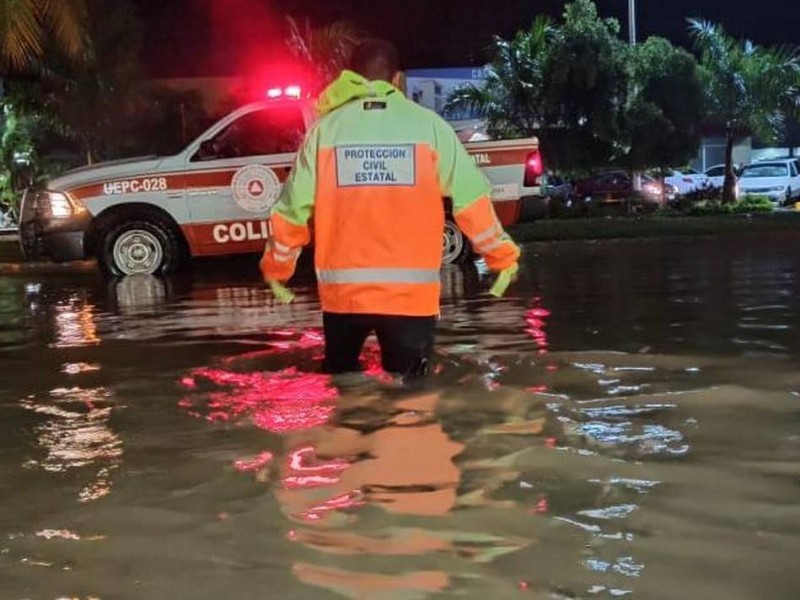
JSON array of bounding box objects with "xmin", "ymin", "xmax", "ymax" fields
[{"xmin": 628, "ymin": 0, "xmax": 637, "ymax": 45}]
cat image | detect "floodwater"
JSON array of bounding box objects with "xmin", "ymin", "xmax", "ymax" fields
[{"xmin": 2, "ymin": 232, "xmax": 800, "ymax": 599}]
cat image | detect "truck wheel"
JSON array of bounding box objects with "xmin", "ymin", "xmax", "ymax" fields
[
  {"xmin": 99, "ymin": 216, "xmax": 183, "ymax": 276},
  {"xmin": 443, "ymin": 220, "xmax": 470, "ymax": 265}
]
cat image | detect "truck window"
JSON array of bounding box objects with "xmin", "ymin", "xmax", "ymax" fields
[{"xmin": 193, "ymin": 107, "xmax": 306, "ymax": 161}]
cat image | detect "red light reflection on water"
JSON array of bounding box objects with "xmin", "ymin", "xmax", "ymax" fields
[
  {"xmin": 524, "ymin": 299, "xmax": 551, "ymax": 354},
  {"xmin": 234, "ymin": 451, "xmax": 274, "ymax": 472},
  {"xmin": 180, "ymin": 366, "xmax": 339, "ymax": 433},
  {"xmin": 283, "ymin": 446, "xmax": 350, "ymax": 490},
  {"xmin": 216, "ymin": 329, "xmax": 389, "ymax": 380},
  {"xmin": 178, "ymin": 329, "xmax": 395, "ymax": 436}
]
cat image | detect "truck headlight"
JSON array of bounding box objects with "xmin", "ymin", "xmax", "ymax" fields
[
  {"xmin": 38, "ymin": 191, "xmax": 84, "ymax": 218},
  {"xmin": 49, "ymin": 193, "xmax": 73, "ymax": 217}
]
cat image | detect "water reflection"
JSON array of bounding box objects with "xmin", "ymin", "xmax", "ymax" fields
[
  {"xmin": 271, "ymin": 387, "xmax": 540, "ymax": 598},
  {"xmin": 3, "ymin": 235, "xmax": 800, "ymax": 598},
  {"xmin": 52, "ymin": 298, "xmax": 100, "ymax": 348},
  {"xmin": 19, "ymin": 386, "xmax": 122, "ymax": 503}
]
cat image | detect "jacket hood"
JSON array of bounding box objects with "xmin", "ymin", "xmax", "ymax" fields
[{"xmin": 316, "ymin": 70, "xmax": 399, "ymax": 116}]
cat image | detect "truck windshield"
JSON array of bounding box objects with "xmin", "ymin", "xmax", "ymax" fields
[{"xmin": 193, "ymin": 107, "xmax": 306, "ymax": 161}]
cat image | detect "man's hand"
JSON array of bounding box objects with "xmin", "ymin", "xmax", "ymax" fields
[
  {"xmin": 489, "ymin": 263, "xmax": 519, "ymax": 298},
  {"xmin": 267, "ymin": 279, "xmax": 295, "ymax": 304}
]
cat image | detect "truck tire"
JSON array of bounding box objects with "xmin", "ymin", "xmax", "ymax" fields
[
  {"xmin": 443, "ymin": 219, "xmax": 471, "ymax": 265},
  {"xmin": 98, "ymin": 215, "xmax": 184, "ymax": 277}
]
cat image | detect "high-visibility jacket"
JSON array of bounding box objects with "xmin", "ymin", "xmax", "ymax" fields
[{"xmin": 260, "ymin": 70, "xmax": 520, "ymax": 317}]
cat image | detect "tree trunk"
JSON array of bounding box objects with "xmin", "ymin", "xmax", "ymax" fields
[{"xmin": 722, "ymin": 132, "xmax": 737, "ymax": 204}]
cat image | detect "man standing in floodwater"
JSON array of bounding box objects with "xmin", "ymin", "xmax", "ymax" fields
[{"xmin": 260, "ymin": 38, "xmax": 520, "ymax": 381}]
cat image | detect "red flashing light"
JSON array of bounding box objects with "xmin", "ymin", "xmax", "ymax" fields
[
  {"xmin": 524, "ymin": 151, "xmax": 544, "ymax": 187},
  {"xmin": 265, "ymin": 85, "xmax": 303, "ymax": 100}
]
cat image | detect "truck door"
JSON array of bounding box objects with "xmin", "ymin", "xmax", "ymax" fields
[{"xmin": 184, "ymin": 104, "xmax": 306, "ymax": 256}]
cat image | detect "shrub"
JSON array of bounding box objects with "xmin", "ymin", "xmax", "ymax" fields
[
  {"xmin": 688, "ymin": 195, "xmax": 774, "ymax": 216},
  {"xmin": 735, "ymin": 195, "xmax": 775, "ymax": 213}
]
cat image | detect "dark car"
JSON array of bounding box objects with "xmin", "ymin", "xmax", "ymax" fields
[{"xmin": 574, "ymin": 170, "xmax": 673, "ymax": 208}]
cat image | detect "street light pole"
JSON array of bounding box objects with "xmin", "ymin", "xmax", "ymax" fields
[
  {"xmin": 628, "ymin": 0, "xmax": 637, "ymax": 45},
  {"xmin": 628, "ymin": 0, "xmax": 641, "ymax": 197}
]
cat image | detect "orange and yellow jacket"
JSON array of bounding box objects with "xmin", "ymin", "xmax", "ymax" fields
[{"xmin": 260, "ymin": 70, "xmax": 520, "ymax": 316}]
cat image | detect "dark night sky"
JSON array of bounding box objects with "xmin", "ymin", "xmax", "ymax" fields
[{"xmin": 135, "ymin": 0, "xmax": 800, "ymax": 77}]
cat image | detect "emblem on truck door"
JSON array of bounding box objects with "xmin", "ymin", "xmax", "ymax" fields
[{"xmin": 230, "ymin": 165, "xmax": 281, "ymax": 213}]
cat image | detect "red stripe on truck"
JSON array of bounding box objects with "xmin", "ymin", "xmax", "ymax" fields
[
  {"xmin": 68, "ymin": 166, "xmax": 292, "ymax": 201},
  {"xmin": 468, "ymin": 147, "xmax": 532, "ymax": 168}
]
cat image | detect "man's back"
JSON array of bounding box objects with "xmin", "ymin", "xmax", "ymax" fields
[
  {"xmin": 260, "ymin": 40, "xmax": 519, "ymax": 377},
  {"xmin": 311, "ymin": 85, "xmax": 451, "ymax": 315}
]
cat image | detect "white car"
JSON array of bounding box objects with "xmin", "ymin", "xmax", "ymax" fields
[
  {"xmin": 704, "ymin": 164, "xmax": 728, "ymax": 189},
  {"xmin": 664, "ymin": 168, "xmax": 711, "ymax": 195},
  {"xmin": 738, "ymin": 159, "xmax": 800, "ymax": 205}
]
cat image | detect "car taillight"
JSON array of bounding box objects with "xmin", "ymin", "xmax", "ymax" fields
[{"xmin": 524, "ymin": 151, "xmax": 544, "ymax": 187}]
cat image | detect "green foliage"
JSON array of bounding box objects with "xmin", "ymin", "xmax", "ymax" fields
[
  {"xmin": 623, "ymin": 37, "xmax": 705, "ymax": 171},
  {"xmin": 5, "ymin": 0, "xmax": 209, "ymax": 167},
  {"xmin": 447, "ymin": 0, "xmax": 704, "ymax": 175},
  {"xmin": 542, "ymin": 0, "xmax": 629, "ymax": 172},
  {"xmin": 0, "ymin": 97, "xmax": 50, "ymax": 215},
  {"xmin": 687, "ymin": 195, "xmax": 775, "ymax": 216},
  {"xmin": 446, "ymin": 16, "xmax": 554, "ymax": 139},
  {"xmin": 689, "ymin": 19, "xmax": 800, "ymax": 202}
]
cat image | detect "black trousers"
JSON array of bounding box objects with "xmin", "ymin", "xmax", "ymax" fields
[{"xmin": 322, "ymin": 312, "xmax": 436, "ymax": 378}]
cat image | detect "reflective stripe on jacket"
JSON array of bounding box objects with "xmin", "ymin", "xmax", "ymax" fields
[{"xmin": 260, "ymin": 70, "xmax": 520, "ymax": 316}]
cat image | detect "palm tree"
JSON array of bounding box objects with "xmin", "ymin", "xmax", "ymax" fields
[
  {"xmin": 689, "ymin": 19, "xmax": 800, "ymax": 202},
  {"xmin": 0, "ymin": 0, "xmax": 86, "ymax": 71},
  {"xmin": 446, "ymin": 16, "xmax": 554, "ymax": 139},
  {"xmin": 285, "ymin": 17, "xmax": 365, "ymax": 89}
]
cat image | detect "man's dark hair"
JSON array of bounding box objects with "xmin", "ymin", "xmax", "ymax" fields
[{"xmin": 348, "ymin": 38, "xmax": 401, "ymax": 82}]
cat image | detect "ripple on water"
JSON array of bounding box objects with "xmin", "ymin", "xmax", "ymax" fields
[{"xmin": 18, "ymin": 386, "xmax": 123, "ymax": 502}]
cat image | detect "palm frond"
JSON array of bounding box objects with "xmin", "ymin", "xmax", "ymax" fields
[
  {"xmin": 0, "ymin": 0, "xmax": 42, "ymax": 70},
  {"xmin": 285, "ymin": 16, "xmax": 364, "ymax": 85},
  {"xmin": 41, "ymin": 0, "xmax": 87, "ymax": 59}
]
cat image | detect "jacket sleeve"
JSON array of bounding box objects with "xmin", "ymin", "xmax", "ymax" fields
[
  {"xmin": 260, "ymin": 125, "xmax": 319, "ymax": 282},
  {"xmin": 433, "ymin": 118, "xmax": 520, "ymax": 272}
]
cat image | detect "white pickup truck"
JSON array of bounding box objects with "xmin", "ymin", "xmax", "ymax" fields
[{"xmin": 19, "ymin": 88, "xmax": 543, "ymax": 276}]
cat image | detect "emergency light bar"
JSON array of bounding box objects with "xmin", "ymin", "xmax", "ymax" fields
[{"xmin": 266, "ymin": 85, "xmax": 303, "ymax": 99}]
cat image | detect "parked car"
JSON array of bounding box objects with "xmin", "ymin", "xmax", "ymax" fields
[
  {"xmin": 544, "ymin": 173, "xmax": 574, "ymax": 202},
  {"xmin": 704, "ymin": 163, "xmax": 746, "ymax": 189},
  {"xmin": 737, "ymin": 159, "xmax": 800, "ymax": 205},
  {"xmin": 519, "ymin": 172, "xmax": 574, "ymax": 221},
  {"xmin": 664, "ymin": 168, "xmax": 711, "ymax": 195},
  {"xmin": 704, "ymin": 164, "xmax": 727, "ymax": 189},
  {"xmin": 574, "ymin": 170, "xmax": 673, "ymax": 206}
]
